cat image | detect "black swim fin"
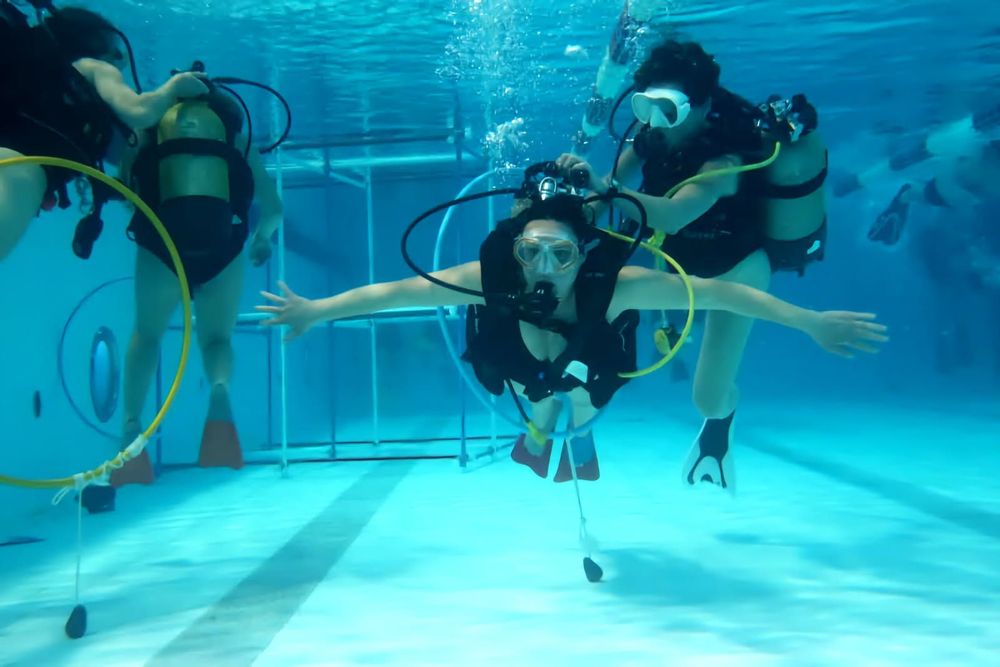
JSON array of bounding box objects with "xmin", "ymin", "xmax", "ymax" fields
[{"xmin": 868, "ymin": 183, "xmax": 912, "ymax": 246}]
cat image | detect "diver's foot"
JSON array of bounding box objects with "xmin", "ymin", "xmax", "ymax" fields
[
  {"xmin": 511, "ymin": 434, "xmax": 553, "ymax": 479},
  {"xmin": 682, "ymin": 412, "xmax": 736, "ymax": 494},
  {"xmin": 206, "ymin": 385, "xmax": 234, "ymax": 421},
  {"xmin": 553, "ymin": 432, "xmax": 600, "ymax": 483},
  {"xmin": 109, "ymin": 419, "xmax": 154, "ymax": 489},
  {"xmin": 89, "ymin": 426, "xmax": 153, "ymax": 512}
]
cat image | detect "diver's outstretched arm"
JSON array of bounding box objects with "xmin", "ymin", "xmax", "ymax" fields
[
  {"xmin": 256, "ymin": 262, "xmax": 484, "ymax": 341},
  {"xmin": 611, "ymin": 266, "xmax": 889, "ymax": 358},
  {"xmin": 75, "ymin": 59, "xmax": 210, "ymax": 130}
]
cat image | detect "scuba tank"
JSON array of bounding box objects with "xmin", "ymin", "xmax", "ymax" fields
[
  {"xmin": 72, "ymin": 59, "xmax": 292, "ymax": 259},
  {"xmin": 753, "ymin": 93, "xmax": 829, "ymax": 250},
  {"xmin": 153, "ymin": 89, "xmax": 235, "ymax": 202},
  {"xmin": 73, "ymin": 74, "xmax": 242, "ymax": 259}
]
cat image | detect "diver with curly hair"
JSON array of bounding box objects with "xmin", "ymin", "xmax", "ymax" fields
[{"xmin": 556, "ymin": 39, "xmax": 832, "ymax": 493}]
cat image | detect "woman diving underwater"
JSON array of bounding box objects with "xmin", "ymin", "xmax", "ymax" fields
[{"xmin": 257, "ymin": 178, "xmax": 887, "ymax": 484}]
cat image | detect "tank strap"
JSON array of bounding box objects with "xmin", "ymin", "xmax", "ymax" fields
[
  {"xmin": 131, "ymin": 138, "xmax": 254, "ymax": 222},
  {"xmin": 757, "ymin": 150, "xmax": 828, "ymax": 200},
  {"xmin": 150, "ymin": 137, "xmax": 242, "ymax": 161}
]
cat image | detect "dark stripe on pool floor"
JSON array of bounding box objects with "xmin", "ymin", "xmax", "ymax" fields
[
  {"xmin": 745, "ymin": 436, "xmax": 1000, "ymax": 541},
  {"xmin": 147, "ymin": 459, "xmax": 415, "ymax": 667}
]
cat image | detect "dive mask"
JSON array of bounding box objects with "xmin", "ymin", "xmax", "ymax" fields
[
  {"xmin": 513, "ymin": 233, "xmax": 581, "ymax": 273},
  {"xmin": 631, "ymin": 87, "xmax": 691, "ymax": 129}
]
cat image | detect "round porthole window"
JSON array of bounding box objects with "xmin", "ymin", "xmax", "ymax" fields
[{"xmin": 89, "ymin": 327, "xmax": 120, "ymax": 423}]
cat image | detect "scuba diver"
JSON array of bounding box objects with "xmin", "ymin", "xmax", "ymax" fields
[
  {"xmin": 830, "ymin": 96, "xmax": 1000, "ymax": 246},
  {"xmin": 255, "ymin": 170, "xmax": 885, "ymax": 484},
  {"xmin": 0, "ymin": 0, "xmax": 209, "ymax": 260},
  {"xmin": 555, "ymin": 39, "xmax": 831, "ymax": 493},
  {"xmin": 866, "ymin": 139, "xmax": 1000, "ymax": 246},
  {"xmin": 833, "ymin": 111, "xmax": 1000, "ymax": 379},
  {"xmin": 83, "ymin": 62, "xmax": 286, "ymax": 504},
  {"xmin": 862, "ymin": 140, "xmax": 1000, "ymax": 379},
  {"xmin": 570, "ymin": 0, "xmax": 659, "ymax": 157}
]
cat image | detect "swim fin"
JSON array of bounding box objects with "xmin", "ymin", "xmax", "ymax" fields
[
  {"xmin": 681, "ymin": 411, "xmax": 736, "ymax": 494},
  {"xmin": 83, "ymin": 423, "xmax": 150, "ymax": 513},
  {"xmin": 510, "ymin": 433, "xmax": 554, "ymax": 478},
  {"xmin": 198, "ymin": 386, "xmax": 244, "ymax": 469},
  {"xmin": 108, "ymin": 420, "xmax": 154, "ymax": 489},
  {"xmin": 199, "ymin": 421, "xmax": 244, "ymax": 469},
  {"xmin": 868, "ymin": 183, "xmax": 912, "ymax": 246},
  {"xmin": 553, "ymin": 431, "xmax": 600, "ymax": 483}
]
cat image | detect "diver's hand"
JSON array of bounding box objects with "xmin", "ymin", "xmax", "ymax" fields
[
  {"xmin": 554, "ymin": 153, "xmax": 605, "ymax": 193},
  {"xmin": 805, "ymin": 311, "xmax": 889, "ymax": 358},
  {"xmin": 256, "ymin": 281, "xmax": 319, "ymax": 342},
  {"xmin": 169, "ymin": 72, "xmax": 210, "ymax": 99},
  {"xmin": 248, "ymin": 231, "xmax": 273, "ymax": 267}
]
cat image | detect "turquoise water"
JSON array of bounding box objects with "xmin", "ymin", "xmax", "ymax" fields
[{"xmin": 1, "ymin": 1, "xmax": 998, "ymax": 664}]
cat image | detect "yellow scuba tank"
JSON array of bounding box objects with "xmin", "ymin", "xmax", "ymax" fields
[{"xmin": 156, "ymin": 98, "xmax": 231, "ymax": 201}]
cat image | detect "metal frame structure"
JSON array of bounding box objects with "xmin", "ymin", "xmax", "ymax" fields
[{"xmin": 161, "ymin": 124, "xmax": 518, "ymax": 470}]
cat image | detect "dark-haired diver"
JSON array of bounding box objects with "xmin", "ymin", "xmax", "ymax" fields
[
  {"xmin": 557, "ymin": 39, "xmax": 831, "ymax": 493},
  {"xmin": 0, "ymin": 2, "xmax": 209, "ymax": 260},
  {"xmin": 85, "ymin": 66, "xmax": 286, "ymax": 503},
  {"xmin": 257, "ymin": 193, "xmax": 886, "ymax": 483}
]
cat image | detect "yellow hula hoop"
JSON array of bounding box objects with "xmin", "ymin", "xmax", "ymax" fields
[
  {"xmin": 0, "ymin": 155, "xmax": 192, "ymax": 490},
  {"xmin": 605, "ymin": 142, "xmax": 783, "ymax": 379}
]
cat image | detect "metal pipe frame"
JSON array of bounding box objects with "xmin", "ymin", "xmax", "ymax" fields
[
  {"xmin": 168, "ymin": 308, "xmax": 464, "ymax": 333},
  {"xmin": 279, "ymin": 130, "xmax": 465, "ymax": 151},
  {"xmin": 250, "ymin": 434, "xmax": 517, "ymax": 448},
  {"xmin": 264, "ymin": 151, "xmax": 483, "ymax": 179},
  {"xmin": 153, "ymin": 102, "xmax": 509, "ymax": 467}
]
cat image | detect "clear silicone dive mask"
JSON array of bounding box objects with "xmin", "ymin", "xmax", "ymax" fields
[{"xmin": 513, "ymin": 233, "xmax": 581, "ymax": 273}]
